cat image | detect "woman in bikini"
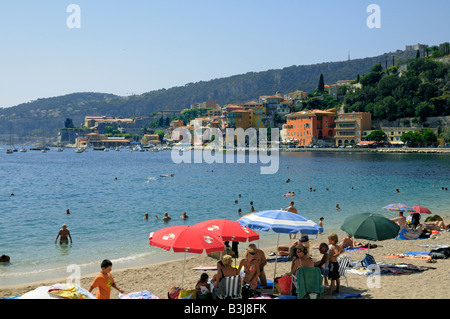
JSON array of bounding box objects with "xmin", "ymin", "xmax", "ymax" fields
[
  {"xmin": 55, "ymin": 224, "xmax": 72, "ymax": 245},
  {"xmin": 238, "ymin": 248, "xmax": 260, "ymax": 289}
]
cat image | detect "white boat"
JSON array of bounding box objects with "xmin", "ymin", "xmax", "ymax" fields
[
  {"xmin": 57, "ymin": 147, "xmax": 64, "ymax": 152},
  {"xmin": 19, "ymin": 147, "xmax": 27, "ymax": 152},
  {"xmin": 75, "ymin": 147, "xmax": 84, "ymax": 153}
]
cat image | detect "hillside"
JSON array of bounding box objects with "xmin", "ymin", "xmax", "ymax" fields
[{"xmin": 0, "ymin": 48, "xmax": 417, "ymax": 140}]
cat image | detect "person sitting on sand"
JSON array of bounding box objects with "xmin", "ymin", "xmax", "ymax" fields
[
  {"xmin": 195, "ymin": 273, "xmax": 210, "ymax": 296},
  {"xmin": 391, "ymin": 212, "xmax": 407, "ymax": 230},
  {"xmin": 425, "ymin": 220, "xmax": 449, "ymax": 230},
  {"xmin": 55, "ymin": 224, "xmax": 72, "ymax": 245},
  {"xmin": 338, "ymin": 234, "xmax": 355, "ymax": 249},
  {"xmin": 214, "ymin": 255, "xmax": 239, "ymax": 288},
  {"xmin": 291, "ymin": 245, "xmax": 314, "ymax": 275},
  {"xmin": 155, "ymin": 212, "xmax": 171, "ymax": 222}
]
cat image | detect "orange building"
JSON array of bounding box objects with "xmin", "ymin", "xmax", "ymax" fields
[{"xmin": 286, "ymin": 109, "xmax": 337, "ymax": 146}]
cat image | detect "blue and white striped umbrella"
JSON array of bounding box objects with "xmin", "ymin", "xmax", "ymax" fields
[
  {"xmin": 237, "ymin": 210, "xmax": 323, "ymax": 235},
  {"xmin": 238, "ymin": 210, "xmax": 323, "ymax": 288}
]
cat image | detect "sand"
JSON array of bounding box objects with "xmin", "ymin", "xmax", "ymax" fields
[{"xmin": 1, "ymin": 228, "xmax": 449, "ymax": 300}]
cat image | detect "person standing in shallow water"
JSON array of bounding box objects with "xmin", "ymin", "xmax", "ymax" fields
[{"xmin": 55, "ymin": 224, "xmax": 72, "ymax": 245}]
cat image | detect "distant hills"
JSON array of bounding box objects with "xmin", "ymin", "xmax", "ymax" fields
[{"xmin": 0, "ymin": 47, "xmax": 417, "ymax": 141}]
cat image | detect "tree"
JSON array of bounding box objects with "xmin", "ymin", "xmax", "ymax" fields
[
  {"xmin": 318, "ymin": 74, "xmax": 325, "ymax": 93},
  {"xmin": 422, "ymin": 129, "xmax": 437, "ymax": 146},
  {"xmin": 415, "ymin": 101, "xmax": 435, "ymax": 122},
  {"xmin": 365, "ymin": 130, "xmax": 387, "ymax": 143},
  {"xmin": 64, "ymin": 118, "xmax": 75, "ymax": 128},
  {"xmin": 401, "ymin": 131, "xmax": 423, "ymax": 147}
]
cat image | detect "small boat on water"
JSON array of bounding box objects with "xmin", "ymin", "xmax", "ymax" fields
[
  {"xmin": 75, "ymin": 147, "xmax": 85, "ymax": 153},
  {"xmin": 6, "ymin": 148, "xmax": 14, "ymax": 154},
  {"xmin": 57, "ymin": 147, "xmax": 64, "ymax": 152},
  {"xmin": 19, "ymin": 147, "xmax": 27, "ymax": 152}
]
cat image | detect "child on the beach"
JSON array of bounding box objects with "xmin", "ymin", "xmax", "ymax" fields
[
  {"xmin": 88, "ymin": 259, "xmax": 124, "ymax": 299},
  {"xmin": 195, "ymin": 273, "xmax": 210, "ymax": 297},
  {"xmin": 327, "ymin": 233, "xmax": 344, "ymax": 296}
]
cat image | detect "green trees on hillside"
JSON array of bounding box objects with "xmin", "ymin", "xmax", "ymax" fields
[{"xmin": 344, "ymin": 57, "xmax": 450, "ymax": 122}]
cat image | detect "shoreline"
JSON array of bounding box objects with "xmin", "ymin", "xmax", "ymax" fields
[{"xmin": 2, "ymin": 228, "xmax": 449, "ymax": 299}]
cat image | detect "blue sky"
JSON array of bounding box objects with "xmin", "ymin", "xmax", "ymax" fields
[{"xmin": 0, "ymin": 0, "xmax": 449, "ymax": 108}]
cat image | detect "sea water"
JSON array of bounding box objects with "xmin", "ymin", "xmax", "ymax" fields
[{"xmin": 0, "ymin": 147, "xmax": 449, "ymax": 286}]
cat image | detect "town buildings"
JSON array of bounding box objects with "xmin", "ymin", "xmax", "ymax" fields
[
  {"xmin": 286, "ymin": 109, "xmax": 337, "ymax": 146},
  {"xmin": 334, "ymin": 112, "xmax": 372, "ymax": 147}
]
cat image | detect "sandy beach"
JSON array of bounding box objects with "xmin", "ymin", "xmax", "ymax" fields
[{"xmin": 1, "ymin": 227, "xmax": 449, "ymax": 300}]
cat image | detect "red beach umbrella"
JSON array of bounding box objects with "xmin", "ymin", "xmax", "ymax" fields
[
  {"xmin": 149, "ymin": 225, "xmax": 225, "ymax": 287},
  {"xmin": 411, "ymin": 206, "xmax": 432, "ymax": 214},
  {"xmin": 193, "ymin": 219, "xmax": 260, "ymax": 242},
  {"xmin": 149, "ymin": 225, "xmax": 224, "ymax": 254}
]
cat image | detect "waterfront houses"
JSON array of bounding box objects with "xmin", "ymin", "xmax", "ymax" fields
[
  {"xmin": 334, "ymin": 112, "xmax": 372, "ymax": 147},
  {"xmin": 286, "ymin": 109, "xmax": 337, "ymax": 146}
]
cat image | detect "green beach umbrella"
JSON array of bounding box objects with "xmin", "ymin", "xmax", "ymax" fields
[{"xmin": 340, "ymin": 213, "xmax": 400, "ymax": 242}]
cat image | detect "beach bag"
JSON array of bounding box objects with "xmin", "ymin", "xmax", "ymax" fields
[
  {"xmin": 277, "ymin": 275, "xmax": 293, "ymax": 295},
  {"xmin": 361, "ymin": 254, "xmax": 376, "ymax": 268},
  {"xmin": 168, "ymin": 286, "xmax": 181, "ymax": 299},
  {"xmin": 242, "ymin": 283, "xmax": 257, "ymax": 299}
]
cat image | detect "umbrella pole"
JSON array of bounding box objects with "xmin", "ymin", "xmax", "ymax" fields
[
  {"xmin": 181, "ymin": 252, "xmax": 187, "ymax": 288},
  {"xmin": 273, "ymin": 233, "xmax": 280, "ymax": 292}
]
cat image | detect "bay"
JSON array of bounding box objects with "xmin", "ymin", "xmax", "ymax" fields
[{"xmin": 0, "ymin": 146, "xmax": 449, "ymax": 286}]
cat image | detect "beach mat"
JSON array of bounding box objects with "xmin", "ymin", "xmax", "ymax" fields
[
  {"xmin": 383, "ymin": 254, "xmax": 431, "ymax": 261},
  {"xmin": 403, "ymin": 251, "xmax": 430, "ymax": 255},
  {"xmin": 345, "ymin": 247, "xmax": 369, "ymax": 252},
  {"xmin": 333, "ymin": 291, "xmax": 362, "ymax": 299},
  {"xmin": 267, "ymin": 256, "xmax": 292, "ymax": 263}
]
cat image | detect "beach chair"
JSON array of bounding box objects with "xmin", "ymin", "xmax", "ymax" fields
[
  {"xmin": 337, "ymin": 254, "xmax": 350, "ymax": 286},
  {"xmin": 295, "ymin": 267, "xmax": 323, "ymax": 299},
  {"xmin": 216, "ymin": 275, "xmax": 242, "ymax": 299}
]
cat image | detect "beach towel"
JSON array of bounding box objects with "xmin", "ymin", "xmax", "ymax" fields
[
  {"xmin": 19, "ymin": 286, "xmax": 61, "ymax": 299},
  {"xmin": 396, "ymin": 228, "xmax": 424, "ymax": 240},
  {"xmin": 333, "ymin": 291, "xmax": 362, "ymax": 299},
  {"xmin": 119, "ymin": 291, "xmax": 159, "ymax": 299},
  {"xmin": 267, "ymin": 256, "xmax": 292, "ymax": 263},
  {"xmin": 276, "ymin": 294, "xmax": 297, "ymax": 299},
  {"xmin": 48, "ymin": 283, "xmax": 96, "ymax": 299},
  {"xmin": 256, "ymin": 279, "xmax": 274, "ymax": 289},
  {"xmin": 178, "ymin": 289, "xmax": 197, "ymax": 299},
  {"xmin": 295, "ymin": 267, "xmax": 323, "ymax": 299},
  {"xmin": 403, "ymin": 251, "xmax": 430, "ymax": 255},
  {"xmin": 383, "ymin": 254, "xmax": 431, "ymax": 261},
  {"xmin": 345, "ymin": 247, "xmax": 369, "ymax": 252}
]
